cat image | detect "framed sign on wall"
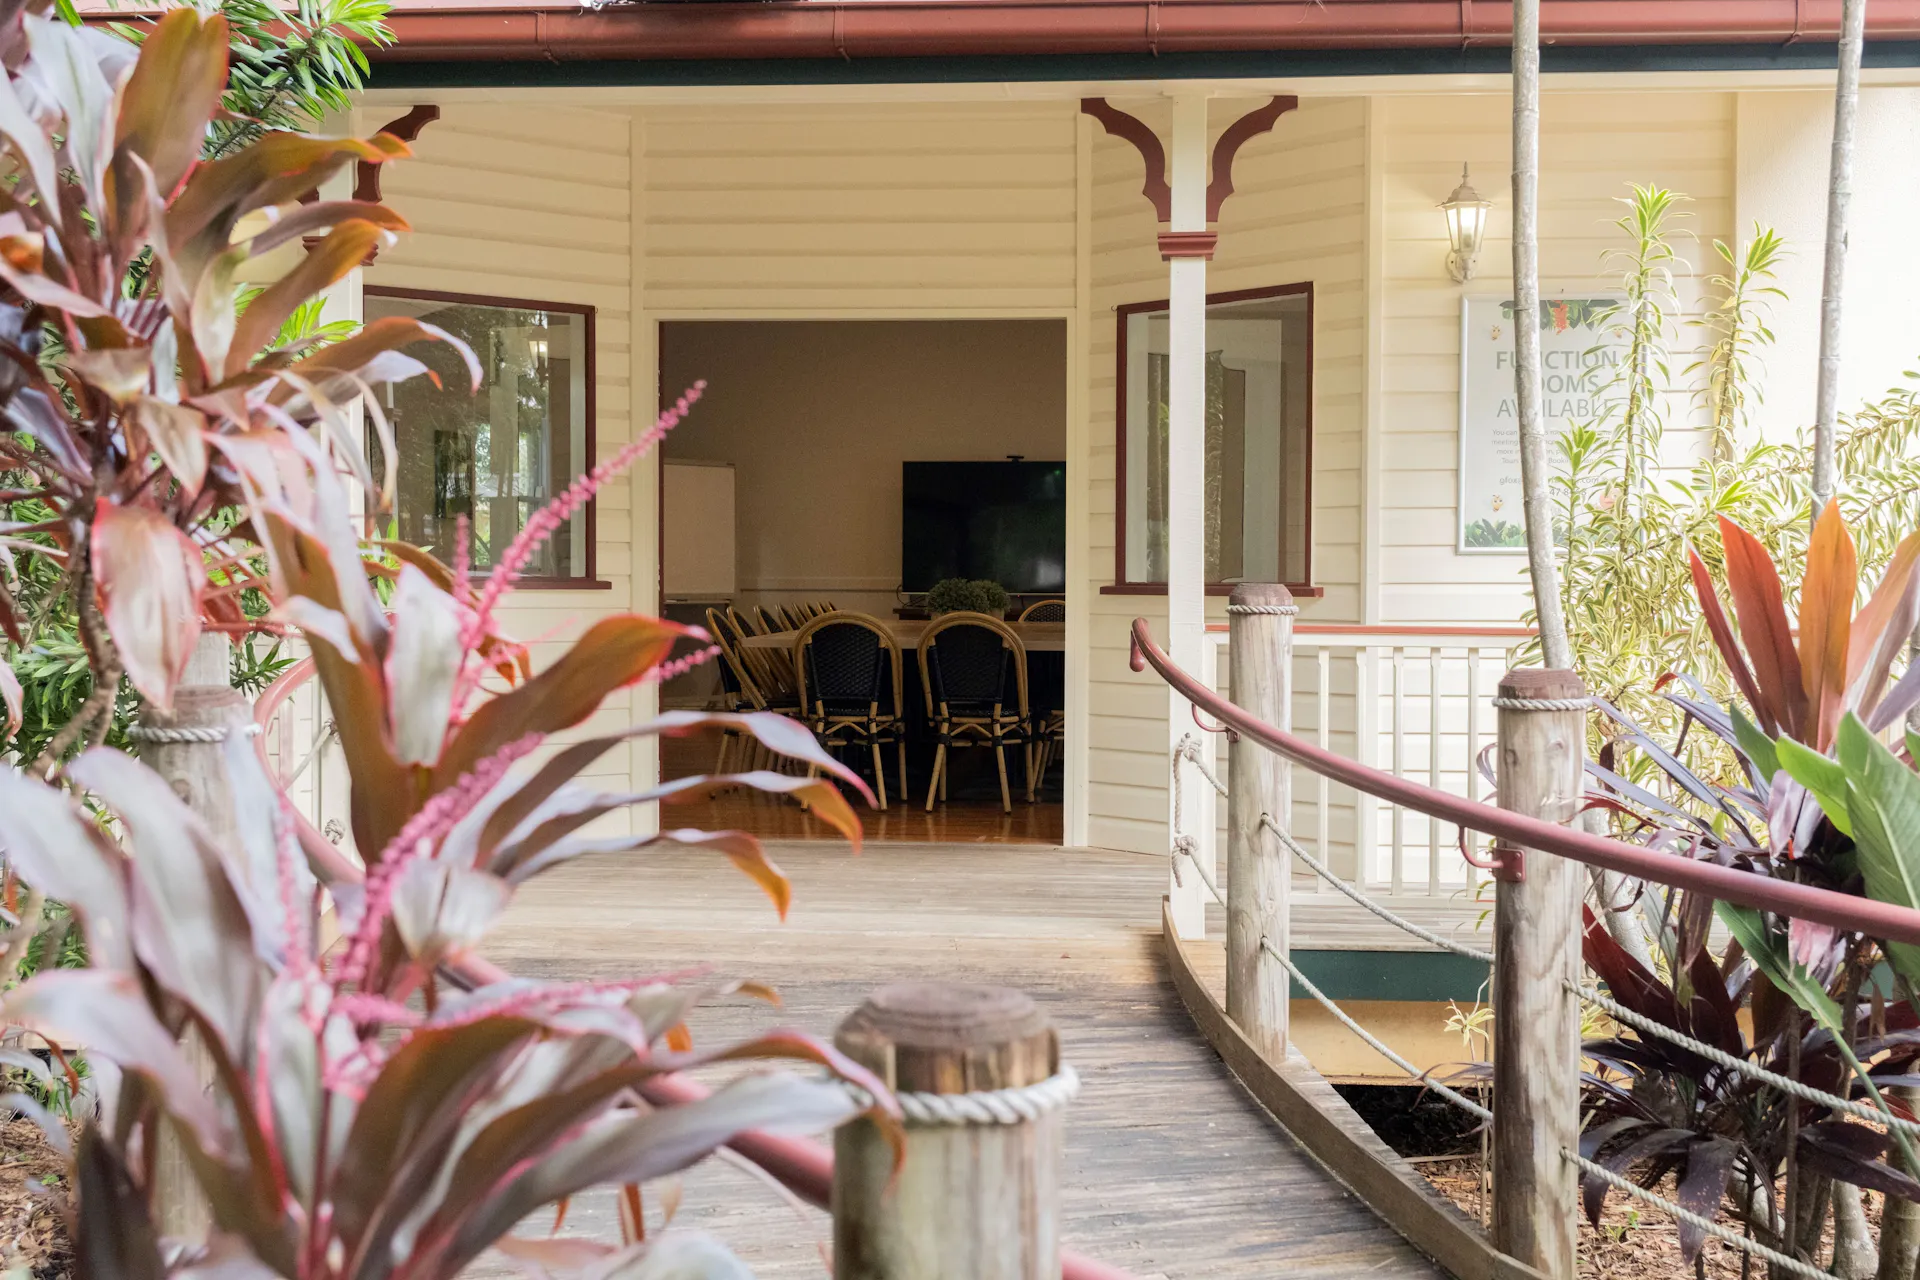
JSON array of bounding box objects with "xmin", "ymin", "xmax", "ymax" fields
[{"xmin": 1457, "ymin": 294, "xmax": 1627, "ymax": 553}]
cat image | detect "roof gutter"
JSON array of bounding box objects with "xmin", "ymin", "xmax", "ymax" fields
[{"xmin": 365, "ymin": 0, "xmax": 1920, "ymax": 63}]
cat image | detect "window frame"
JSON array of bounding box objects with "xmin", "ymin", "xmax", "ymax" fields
[
  {"xmin": 363, "ymin": 285, "xmax": 608, "ymax": 591},
  {"xmin": 1106, "ymin": 280, "xmax": 1318, "ymax": 597}
]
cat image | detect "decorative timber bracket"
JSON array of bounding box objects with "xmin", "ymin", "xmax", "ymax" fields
[
  {"xmin": 301, "ymin": 105, "xmax": 440, "ymax": 264},
  {"xmin": 1079, "ymin": 95, "xmax": 1297, "ymax": 261}
]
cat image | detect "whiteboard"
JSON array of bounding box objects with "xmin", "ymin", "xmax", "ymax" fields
[{"xmin": 663, "ymin": 460, "xmax": 736, "ymax": 598}]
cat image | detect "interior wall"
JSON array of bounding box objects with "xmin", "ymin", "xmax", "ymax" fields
[{"xmin": 659, "ymin": 320, "xmax": 1068, "ymax": 621}]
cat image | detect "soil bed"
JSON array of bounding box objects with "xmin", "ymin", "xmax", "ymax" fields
[{"xmin": 0, "ymin": 1114, "xmax": 69, "ymax": 1280}]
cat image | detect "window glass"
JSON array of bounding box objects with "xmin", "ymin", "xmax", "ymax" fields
[
  {"xmin": 364, "ymin": 291, "xmax": 591, "ymax": 579},
  {"xmin": 1122, "ymin": 289, "xmax": 1310, "ymax": 586}
]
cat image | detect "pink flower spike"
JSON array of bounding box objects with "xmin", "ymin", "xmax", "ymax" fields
[
  {"xmin": 334, "ymin": 732, "xmax": 542, "ymax": 991},
  {"xmin": 452, "ymin": 514, "xmax": 473, "ymax": 606},
  {"xmin": 642, "ymin": 645, "xmax": 721, "ymax": 686},
  {"xmin": 469, "ymin": 382, "xmax": 706, "ymax": 641}
]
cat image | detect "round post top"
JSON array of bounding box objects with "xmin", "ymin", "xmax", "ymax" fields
[
  {"xmin": 835, "ymin": 982, "xmax": 1057, "ymax": 1094},
  {"xmin": 1228, "ymin": 582, "xmax": 1295, "ymax": 610},
  {"xmin": 1497, "ymin": 667, "xmax": 1587, "ymax": 701}
]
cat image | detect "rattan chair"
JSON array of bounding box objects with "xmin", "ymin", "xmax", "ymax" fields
[
  {"xmin": 1017, "ymin": 598, "xmax": 1066, "ymax": 623},
  {"xmin": 918, "ymin": 611, "xmax": 1030, "ymax": 813},
  {"xmin": 793, "ymin": 611, "xmax": 907, "ymax": 809},
  {"xmin": 719, "ymin": 607, "xmax": 799, "ymax": 718},
  {"xmin": 704, "ymin": 606, "xmax": 766, "ymax": 773}
]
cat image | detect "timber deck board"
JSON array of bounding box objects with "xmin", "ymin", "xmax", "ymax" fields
[{"xmin": 483, "ymin": 840, "xmax": 1447, "ymax": 1279}]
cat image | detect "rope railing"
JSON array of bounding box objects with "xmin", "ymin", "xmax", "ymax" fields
[
  {"xmin": 1166, "ymin": 746, "xmax": 1838, "ymax": 1279},
  {"xmin": 1140, "ymin": 612, "xmax": 1920, "ymax": 1280},
  {"xmin": 1131, "ymin": 617, "xmax": 1920, "ymax": 950}
]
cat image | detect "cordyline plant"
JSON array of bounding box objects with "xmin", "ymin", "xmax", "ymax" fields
[
  {"xmin": 0, "ymin": 9, "xmax": 901, "ymax": 1274},
  {"xmin": 1579, "ymin": 505, "xmax": 1920, "ymax": 1266},
  {"xmin": 0, "ymin": 2, "xmax": 438, "ymax": 766},
  {"xmin": 0, "ymin": 430, "xmax": 901, "ymax": 1274}
]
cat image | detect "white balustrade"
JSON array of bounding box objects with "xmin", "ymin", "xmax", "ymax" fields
[{"xmin": 1200, "ymin": 626, "xmax": 1527, "ymax": 901}]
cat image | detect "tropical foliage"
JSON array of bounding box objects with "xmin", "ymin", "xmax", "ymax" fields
[
  {"xmin": 4, "ymin": 0, "xmax": 390, "ymax": 768},
  {"xmin": 0, "ymin": 9, "xmax": 895, "ymax": 1274},
  {"xmin": 1579, "ymin": 507, "xmax": 1920, "ymax": 1267},
  {"xmin": 1542, "ymin": 186, "xmax": 1920, "ymax": 790}
]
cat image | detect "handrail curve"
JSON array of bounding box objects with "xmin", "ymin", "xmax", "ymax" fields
[{"xmin": 1131, "ymin": 617, "xmax": 1920, "ymax": 950}]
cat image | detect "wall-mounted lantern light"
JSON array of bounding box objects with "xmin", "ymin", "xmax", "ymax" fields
[
  {"xmin": 528, "ymin": 335, "xmax": 550, "ymax": 379},
  {"xmin": 1440, "ymin": 164, "xmax": 1492, "ymax": 283}
]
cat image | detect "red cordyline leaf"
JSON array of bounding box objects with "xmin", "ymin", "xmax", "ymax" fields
[
  {"xmin": 90, "ymin": 500, "xmax": 203, "ymax": 709},
  {"xmin": 1717, "ymin": 515, "xmax": 1808, "ymax": 740},
  {"xmin": 1687, "ymin": 546, "xmax": 1770, "ymax": 733},
  {"xmin": 1797, "ymin": 501, "xmax": 1856, "ymax": 751}
]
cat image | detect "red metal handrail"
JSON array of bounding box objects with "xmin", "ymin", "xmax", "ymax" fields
[{"xmin": 1131, "ymin": 617, "xmax": 1920, "ymax": 949}]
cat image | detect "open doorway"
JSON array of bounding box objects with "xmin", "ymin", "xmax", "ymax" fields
[{"xmin": 657, "ymin": 319, "xmax": 1068, "ymax": 844}]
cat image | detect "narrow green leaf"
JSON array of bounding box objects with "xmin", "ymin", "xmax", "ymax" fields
[
  {"xmin": 1776, "ymin": 735, "xmax": 1853, "ymax": 837},
  {"xmin": 1837, "ymin": 713, "xmax": 1920, "ymax": 989},
  {"xmin": 1731, "ymin": 707, "xmax": 1780, "ymax": 784}
]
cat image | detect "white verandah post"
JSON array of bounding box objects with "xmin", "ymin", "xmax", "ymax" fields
[{"xmin": 1166, "ymin": 93, "xmax": 1212, "ymax": 940}]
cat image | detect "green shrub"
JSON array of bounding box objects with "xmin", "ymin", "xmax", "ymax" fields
[{"xmin": 926, "ymin": 578, "xmax": 1010, "ymax": 616}]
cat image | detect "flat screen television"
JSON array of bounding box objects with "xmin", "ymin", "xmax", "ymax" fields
[{"xmin": 902, "ymin": 461, "xmax": 1066, "ymax": 594}]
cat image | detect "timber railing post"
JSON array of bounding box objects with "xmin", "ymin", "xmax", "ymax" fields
[
  {"xmin": 132, "ymin": 632, "xmax": 251, "ymax": 1243},
  {"xmin": 1226, "ymin": 583, "xmax": 1294, "ymax": 1060},
  {"xmin": 833, "ymin": 981, "xmax": 1070, "ymax": 1279},
  {"xmin": 1491, "ymin": 667, "xmax": 1586, "ymax": 1279}
]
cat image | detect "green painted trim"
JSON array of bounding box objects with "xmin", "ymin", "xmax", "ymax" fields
[
  {"xmin": 369, "ymin": 41, "xmax": 1920, "ymax": 90},
  {"xmin": 1290, "ymin": 949, "xmax": 1489, "ymax": 1003}
]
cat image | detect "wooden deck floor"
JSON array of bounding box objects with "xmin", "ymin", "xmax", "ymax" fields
[{"xmin": 485, "ymin": 840, "xmax": 1446, "ymax": 1279}]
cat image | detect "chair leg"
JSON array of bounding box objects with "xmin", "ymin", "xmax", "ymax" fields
[
  {"xmin": 870, "ymin": 743, "xmax": 888, "ymax": 810},
  {"xmin": 994, "ymin": 744, "xmax": 1012, "ymax": 814},
  {"xmin": 896, "ymin": 741, "xmax": 908, "ymax": 812},
  {"xmin": 925, "ymin": 744, "xmax": 945, "ymax": 812},
  {"xmin": 714, "ymin": 730, "xmax": 732, "ymax": 777},
  {"xmin": 1024, "ymin": 742, "xmax": 1037, "ymax": 804},
  {"xmin": 939, "ymin": 749, "xmax": 949, "ymax": 802}
]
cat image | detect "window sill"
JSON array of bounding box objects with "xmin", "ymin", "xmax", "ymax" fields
[
  {"xmin": 474, "ymin": 576, "xmax": 616, "ymax": 592},
  {"xmin": 1099, "ymin": 582, "xmax": 1325, "ymax": 598}
]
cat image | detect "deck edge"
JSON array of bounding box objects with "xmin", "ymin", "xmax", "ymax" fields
[{"xmin": 1160, "ymin": 898, "xmax": 1549, "ymax": 1280}]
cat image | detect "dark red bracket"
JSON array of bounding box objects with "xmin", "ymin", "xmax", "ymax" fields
[{"xmin": 1079, "ymin": 95, "xmax": 1298, "ymax": 232}]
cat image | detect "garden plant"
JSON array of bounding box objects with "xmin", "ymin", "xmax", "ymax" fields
[{"xmin": 0, "ymin": 7, "xmax": 895, "ymax": 1276}]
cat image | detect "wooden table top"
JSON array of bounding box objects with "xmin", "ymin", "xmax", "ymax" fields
[{"xmin": 739, "ymin": 618, "xmax": 1066, "ymax": 653}]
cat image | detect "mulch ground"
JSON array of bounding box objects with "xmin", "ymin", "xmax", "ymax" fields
[{"xmin": 0, "ymin": 1115, "xmax": 70, "ymax": 1280}]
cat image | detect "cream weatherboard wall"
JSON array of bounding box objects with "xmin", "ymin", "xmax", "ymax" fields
[
  {"xmin": 1085, "ymin": 95, "xmax": 1370, "ymax": 855},
  {"xmin": 1370, "ymin": 90, "xmax": 1734, "ymax": 626},
  {"xmin": 364, "ymin": 102, "xmax": 647, "ymax": 826},
  {"xmin": 353, "ymin": 86, "xmax": 1754, "ymax": 857}
]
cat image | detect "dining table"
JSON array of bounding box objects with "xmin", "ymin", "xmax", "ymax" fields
[{"xmin": 737, "ymin": 619, "xmax": 1066, "ymax": 652}]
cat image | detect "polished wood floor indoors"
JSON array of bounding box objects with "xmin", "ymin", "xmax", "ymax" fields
[
  {"xmin": 484, "ymin": 841, "xmax": 1445, "ymax": 1279},
  {"xmin": 661, "ymin": 722, "xmax": 1065, "ymax": 845}
]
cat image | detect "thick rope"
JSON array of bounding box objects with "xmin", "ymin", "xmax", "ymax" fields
[
  {"xmin": 1259, "ymin": 937, "xmax": 1492, "ymax": 1122},
  {"xmin": 1170, "ymin": 736, "xmax": 1227, "ymax": 904},
  {"xmin": 1225, "ymin": 603, "xmax": 1299, "ymax": 616},
  {"xmin": 1565, "ymin": 1151, "xmax": 1827, "ymax": 1280},
  {"xmin": 1572, "ymin": 981, "xmax": 1920, "ymax": 1139},
  {"xmin": 844, "ymin": 1067, "xmax": 1081, "ymax": 1128},
  {"xmin": 126, "ymin": 722, "xmax": 263, "ymax": 744},
  {"xmin": 1260, "ymin": 815, "xmax": 1495, "ymax": 965},
  {"xmin": 1488, "ymin": 696, "xmax": 1593, "ymax": 713}
]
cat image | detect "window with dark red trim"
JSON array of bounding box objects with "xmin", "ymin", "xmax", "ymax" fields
[
  {"xmin": 364, "ymin": 287, "xmax": 602, "ymax": 587},
  {"xmin": 1109, "ymin": 282, "xmax": 1313, "ymax": 596}
]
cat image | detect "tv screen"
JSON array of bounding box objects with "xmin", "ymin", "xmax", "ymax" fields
[{"xmin": 902, "ymin": 461, "xmax": 1066, "ymax": 594}]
